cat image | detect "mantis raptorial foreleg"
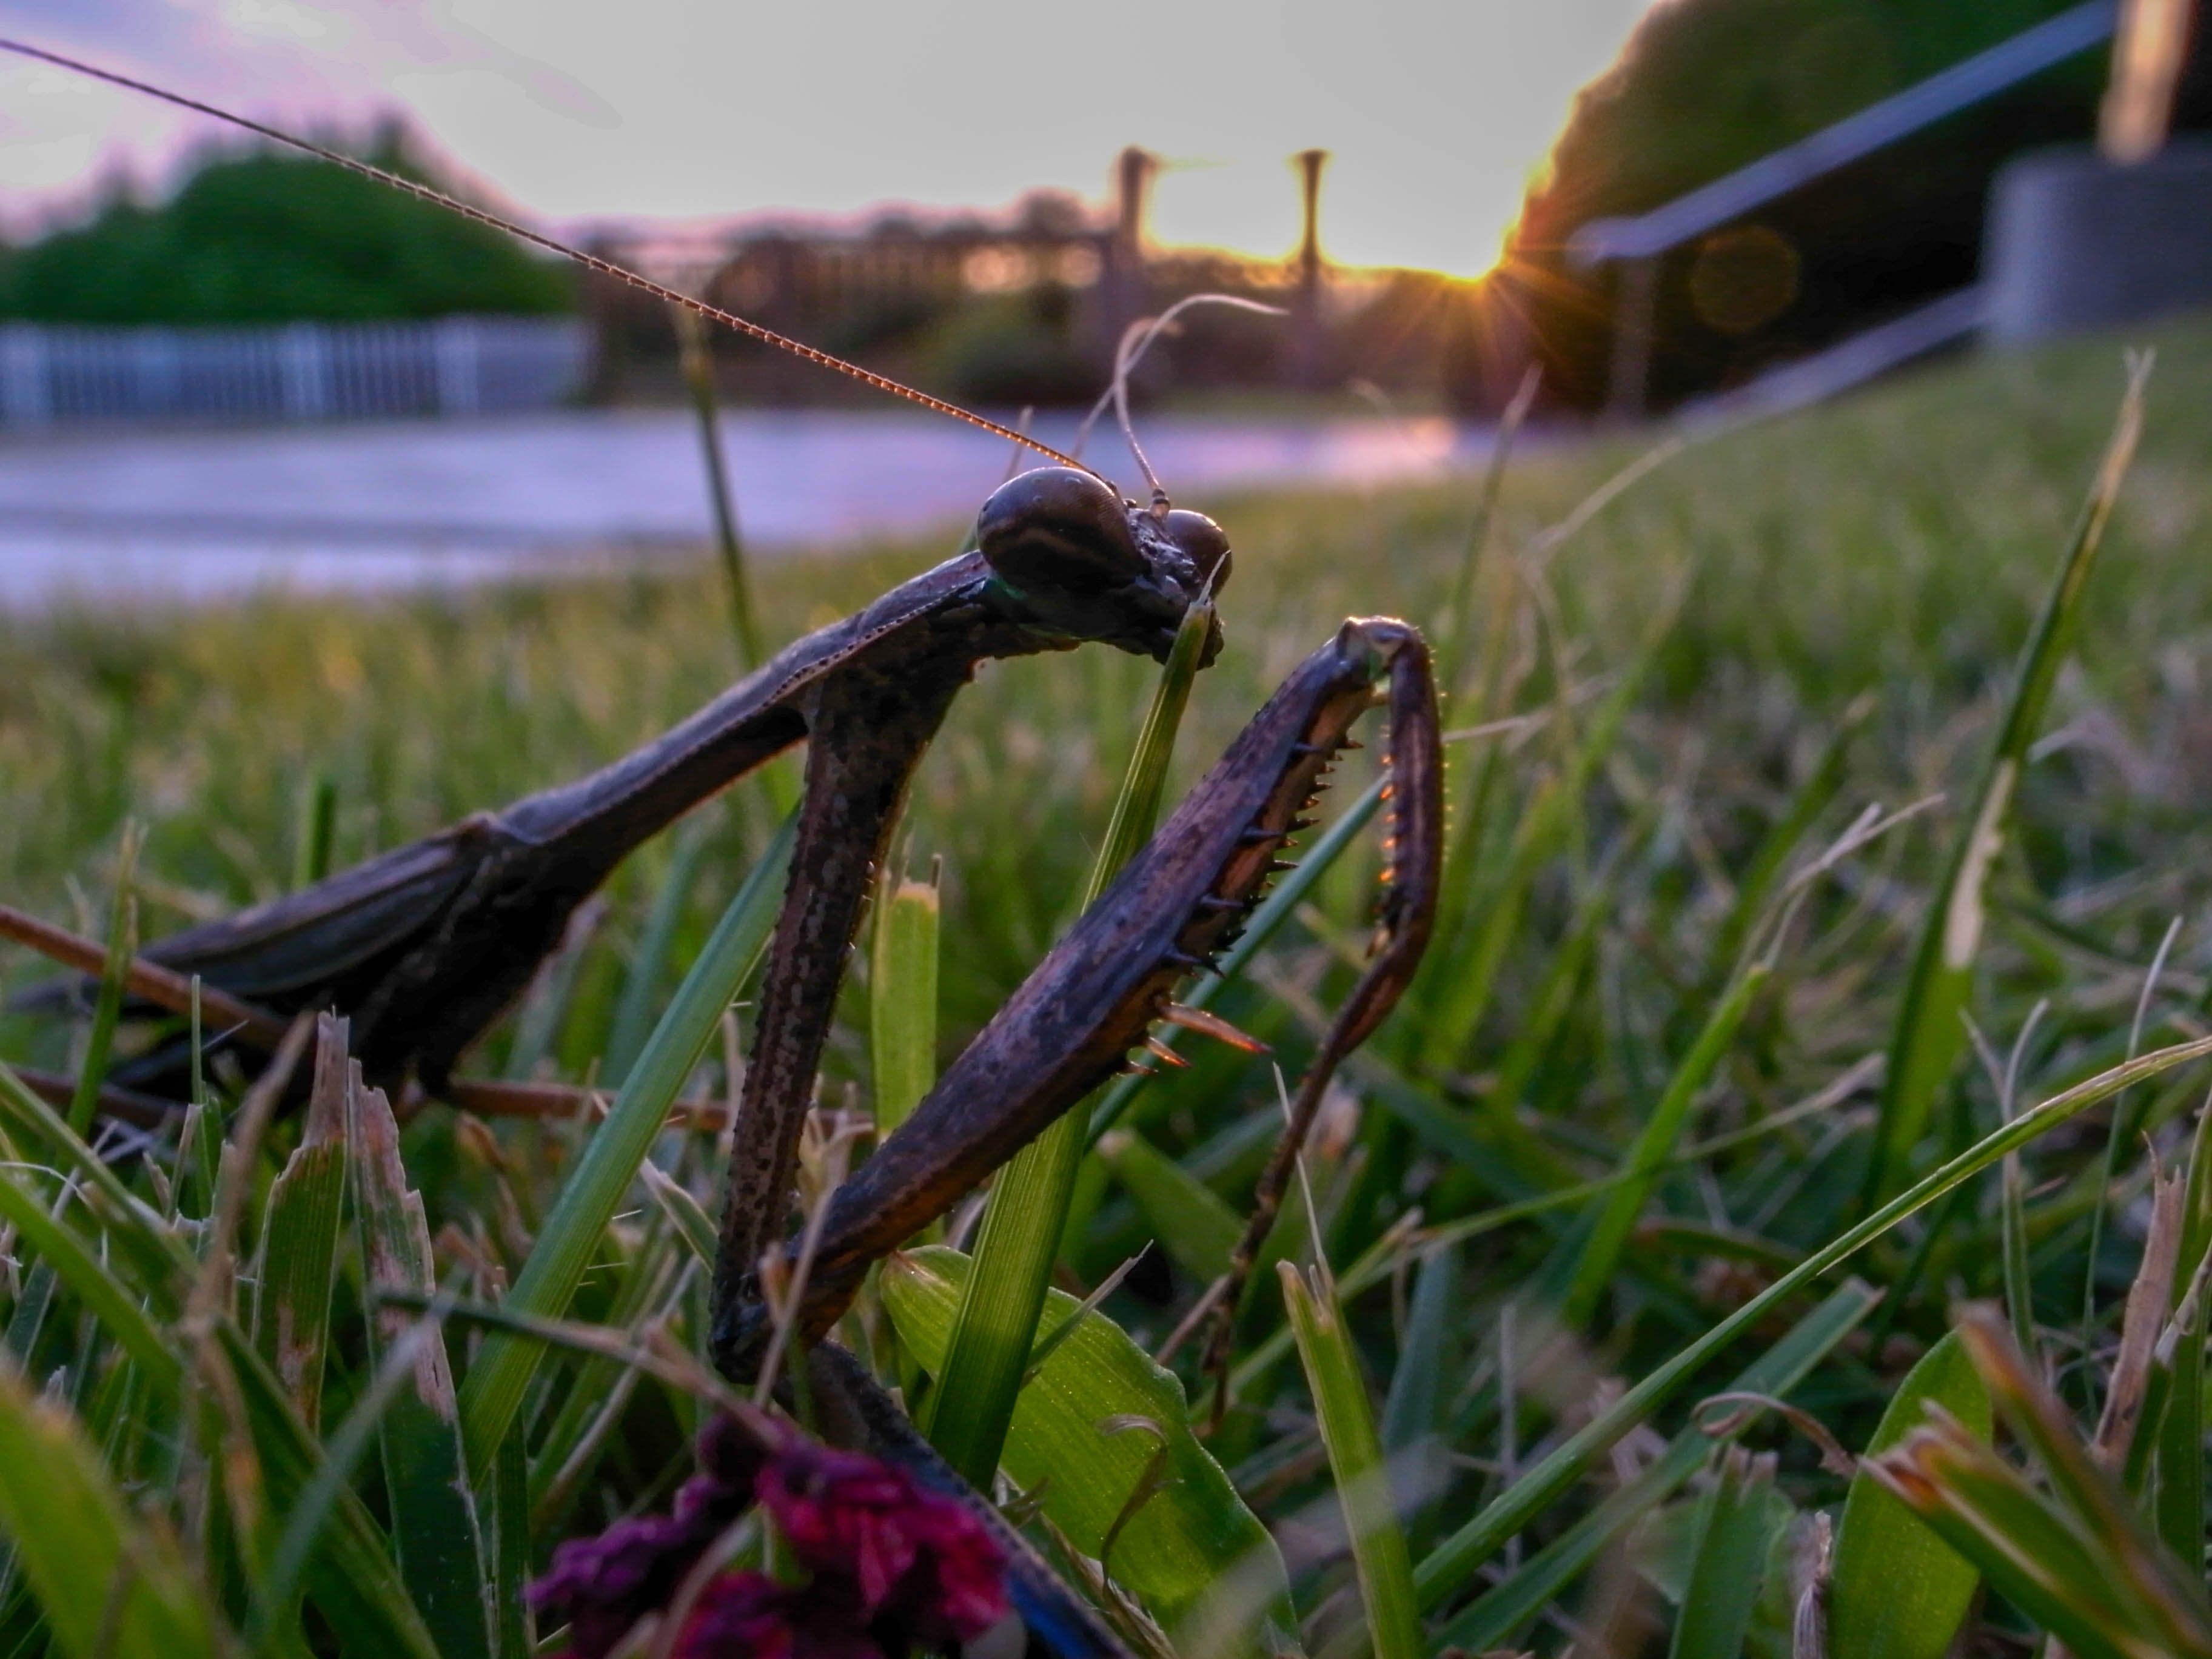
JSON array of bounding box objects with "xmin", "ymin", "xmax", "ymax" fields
[{"xmin": 713, "ymin": 618, "xmax": 1441, "ymax": 1375}]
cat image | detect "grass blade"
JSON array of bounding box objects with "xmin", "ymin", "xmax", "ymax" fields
[
  {"xmin": 1281, "ymin": 1261, "xmax": 1424, "ymax": 1659},
  {"xmin": 1414, "ymin": 1031, "xmax": 2212, "ymax": 1610},
  {"xmin": 2154, "ymin": 1098, "xmax": 2212, "ymax": 1561},
  {"xmin": 0, "ymin": 1361, "xmax": 221, "ymax": 1659},
  {"xmin": 1828, "ymin": 1329, "xmax": 1991, "ymax": 1659},
  {"xmin": 458, "ymin": 809, "xmax": 794, "ymax": 1482},
  {"xmin": 1668, "ymin": 1447, "xmax": 1777, "ymax": 1659},
  {"xmin": 883, "ymin": 1243, "xmax": 1291, "ymax": 1653},
  {"xmin": 1863, "ymin": 358, "xmax": 2148, "ymax": 1205},
  {"xmin": 925, "ymin": 597, "xmax": 1213, "ymax": 1490},
  {"xmin": 221, "ymin": 1322, "xmax": 443, "ymax": 1659},
  {"xmin": 67, "ymin": 821, "xmax": 138, "ymax": 1138},
  {"xmin": 1095, "ymin": 1128, "xmax": 1241, "ymax": 1282},
  {"xmin": 1870, "ymin": 1310, "xmax": 2212, "ymax": 1659},
  {"xmin": 0, "ymin": 1163, "xmax": 180, "ymax": 1393},
  {"xmin": 868, "ymin": 860, "xmax": 941, "ymax": 1145},
  {"xmin": 1379, "ymin": 1239, "xmax": 1458, "ymax": 1456},
  {"xmin": 252, "ymin": 1023, "xmax": 349, "ymax": 1429},
  {"xmin": 1558, "ymin": 964, "xmax": 1768, "ymax": 1326},
  {"xmin": 601, "ymin": 820, "xmax": 710, "ymax": 1087},
  {"xmin": 1435, "ymin": 1280, "xmax": 1875, "ymax": 1651},
  {"xmin": 341, "ymin": 1022, "xmax": 492, "ymax": 1659}
]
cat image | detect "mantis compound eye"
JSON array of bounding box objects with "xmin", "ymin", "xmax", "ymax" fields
[
  {"xmin": 977, "ymin": 466, "xmax": 1146, "ymax": 593},
  {"xmin": 1163, "ymin": 508, "xmax": 1232, "ymax": 594}
]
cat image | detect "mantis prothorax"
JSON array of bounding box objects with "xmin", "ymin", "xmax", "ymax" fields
[{"xmin": 4, "ymin": 40, "xmax": 1449, "ymax": 1654}]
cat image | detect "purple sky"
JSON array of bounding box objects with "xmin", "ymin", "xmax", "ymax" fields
[{"xmin": 0, "ymin": 0, "xmax": 1658, "ymax": 274}]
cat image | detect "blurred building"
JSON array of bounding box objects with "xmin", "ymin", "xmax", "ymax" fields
[{"xmin": 581, "ymin": 150, "xmax": 1476, "ymax": 412}]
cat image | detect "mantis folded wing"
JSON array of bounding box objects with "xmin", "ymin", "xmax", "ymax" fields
[{"xmin": 83, "ymin": 468, "xmax": 1223, "ymax": 1098}]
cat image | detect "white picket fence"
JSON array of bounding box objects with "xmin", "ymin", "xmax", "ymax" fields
[{"xmin": 0, "ymin": 316, "xmax": 590, "ymax": 426}]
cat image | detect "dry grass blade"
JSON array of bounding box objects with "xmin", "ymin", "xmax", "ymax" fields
[{"xmin": 2094, "ymin": 1168, "xmax": 2184, "ymax": 1467}]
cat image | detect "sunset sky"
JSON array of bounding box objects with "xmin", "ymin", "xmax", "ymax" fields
[{"xmin": 0, "ymin": 0, "xmax": 1659, "ymax": 276}]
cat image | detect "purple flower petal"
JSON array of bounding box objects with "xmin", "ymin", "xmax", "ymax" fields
[{"xmin": 754, "ymin": 1442, "xmax": 1009, "ymax": 1642}]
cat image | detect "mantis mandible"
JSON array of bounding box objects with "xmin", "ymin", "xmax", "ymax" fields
[{"xmin": 4, "ymin": 38, "xmax": 1447, "ymax": 1648}]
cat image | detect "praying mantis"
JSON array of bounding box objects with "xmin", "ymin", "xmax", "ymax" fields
[{"xmin": 3, "ymin": 38, "xmax": 1447, "ymax": 1654}]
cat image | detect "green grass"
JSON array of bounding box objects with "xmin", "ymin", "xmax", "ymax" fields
[{"xmin": 5, "ymin": 315, "xmax": 2212, "ymax": 1657}]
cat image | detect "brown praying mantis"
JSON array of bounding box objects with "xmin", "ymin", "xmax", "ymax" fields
[{"xmin": 3, "ymin": 38, "xmax": 1447, "ymax": 1651}]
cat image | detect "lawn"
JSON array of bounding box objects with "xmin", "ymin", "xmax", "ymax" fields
[{"xmin": 2, "ymin": 315, "xmax": 2211, "ymax": 1657}]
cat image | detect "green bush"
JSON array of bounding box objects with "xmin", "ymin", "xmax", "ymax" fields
[{"xmin": 0, "ymin": 127, "xmax": 574, "ymax": 325}]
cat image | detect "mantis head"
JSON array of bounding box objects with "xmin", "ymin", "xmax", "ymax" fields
[{"xmin": 976, "ymin": 467, "xmax": 1230, "ymax": 665}]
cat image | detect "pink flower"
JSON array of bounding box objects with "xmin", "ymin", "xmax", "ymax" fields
[
  {"xmin": 753, "ymin": 1441, "xmax": 1008, "ymax": 1645},
  {"xmin": 528, "ymin": 1473, "xmax": 746, "ymax": 1659},
  {"xmin": 530, "ymin": 1416, "xmax": 1008, "ymax": 1659}
]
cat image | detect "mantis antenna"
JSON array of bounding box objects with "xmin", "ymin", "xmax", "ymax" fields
[{"xmin": 0, "ymin": 36, "xmax": 1096, "ymax": 477}]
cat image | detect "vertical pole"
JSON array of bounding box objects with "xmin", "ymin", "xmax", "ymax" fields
[
  {"xmin": 2102, "ymin": 0, "xmax": 2198, "ymax": 163},
  {"xmin": 1604, "ymin": 255, "xmax": 1658, "ymax": 424},
  {"xmin": 1103, "ymin": 146, "xmax": 1156, "ymax": 367},
  {"xmin": 1290, "ymin": 148, "xmax": 1331, "ymax": 390}
]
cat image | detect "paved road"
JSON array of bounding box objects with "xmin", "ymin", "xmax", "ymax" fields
[{"xmin": 0, "ymin": 407, "xmax": 1479, "ymax": 609}]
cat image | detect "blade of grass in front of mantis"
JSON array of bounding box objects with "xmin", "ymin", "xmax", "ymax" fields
[
  {"xmin": 0, "ymin": 1159, "xmax": 183, "ymax": 1393},
  {"xmin": 343, "ymin": 1031, "xmax": 492, "ymax": 1659},
  {"xmin": 602, "ymin": 820, "xmax": 711, "ymax": 1087},
  {"xmin": 1411, "ymin": 1031, "xmax": 2212, "ymax": 1612},
  {"xmin": 883, "ymin": 1244, "xmax": 1291, "ymax": 1652},
  {"xmin": 244, "ymin": 1307, "xmax": 464, "ymax": 1657},
  {"xmin": 868, "ymin": 861, "xmax": 941, "ymax": 1146},
  {"xmin": 1863, "ymin": 357, "xmax": 2150, "ymax": 1207},
  {"xmin": 1281, "ymin": 1261, "xmax": 1424, "ymax": 1659},
  {"xmin": 924, "ymin": 597, "xmax": 1213, "ymax": 1490},
  {"xmin": 67, "ymin": 819, "xmax": 139, "ymax": 1137},
  {"xmin": 457, "ymin": 808, "xmax": 795, "ymax": 1483},
  {"xmin": 251, "ymin": 1031, "xmax": 349, "ymax": 1429}
]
